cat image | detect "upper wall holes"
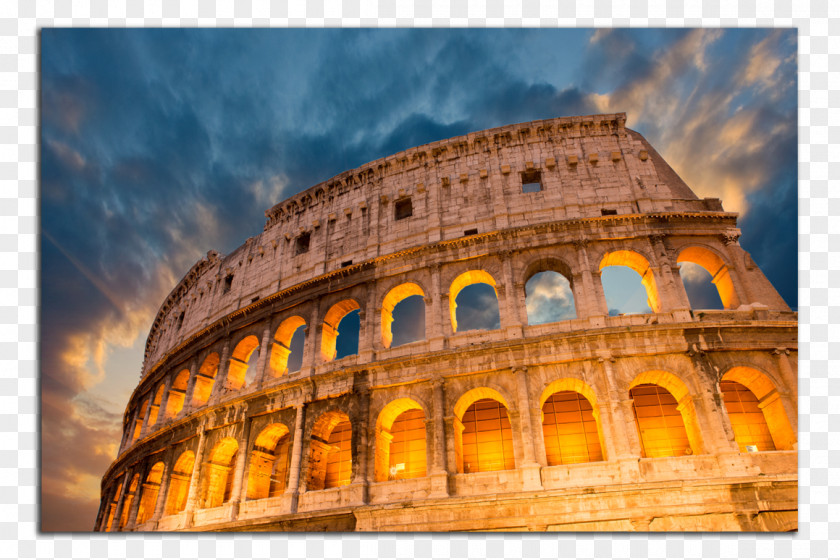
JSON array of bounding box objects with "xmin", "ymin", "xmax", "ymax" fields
[
  {"xmin": 521, "ymin": 170, "xmax": 542, "ymax": 193},
  {"xmin": 295, "ymin": 232, "xmax": 311, "ymax": 255},
  {"xmin": 395, "ymin": 198, "xmax": 413, "ymax": 220}
]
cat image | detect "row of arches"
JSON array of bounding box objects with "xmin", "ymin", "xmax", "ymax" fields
[
  {"xmin": 124, "ymin": 243, "xmax": 745, "ymax": 449},
  {"xmin": 105, "ymin": 365, "xmax": 795, "ymax": 530}
]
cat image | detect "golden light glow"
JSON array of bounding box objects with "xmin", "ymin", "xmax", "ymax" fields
[
  {"xmin": 135, "ymin": 461, "xmax": 164, "ymax": 524},
  {"xmin": 599, "ymin": 250, "xmax": 661, "ymax": 313},
  {"xmin": 631, "ymin": 384, "xmax": 691, "ymax": 458},
  {"xmin": 191, "ymin": 352, "xmax": 220, "ymax": 407},
  {"xmin": 324, "ymin": 421, "xmax": 353, "ymax": 489},
  {"xmin": 448, "ymin": 270, "xmax": 498, "ymax": 333},
  {"xmin": 542, "ymin": 391, "xmax": 603, "ymax": 465},
  {"xmin": 720, "ymin": 380, "xmax": 776, "ymax": 452},
  {"xmin": 721, "ymin": 367, "xmax": 796, "ymax": 451},
  {"xmin": 202, "ymin": 437, "xmax": 238, "ymax": 509},
  {"xmin": 270, "ymin": 315, "xmax": 306, "ymax": 377},
  {"xmin": 677, "ymin": 246, "xmax": 739, "ymax": 309},
  {"xmin": 246, "ymin": 423, "xmax": 291, "ymax": 500},
  {"xmin": 227, "ymin": 335, "xmax": 260, "ymax": 390},
  {"xmin": 118, "ymin": 474, "xmax": 138, "ymax": 530},
  {"xmin": 307, "ymin": 411, "xmax": 352, "ymax": 490},
  {"xmin": 459, "ymin": 398, "xmax": 515, "ymax": 473},
  {"xmin": 381, "ymin": 283, "xmax": 425, "ymax": 348},
  {"xmin": 163, "ymin": 451, "xmax": 194, "ymax": 516},
  {"xmin": 164, "ymin": 369, "xmax": 190, "ymax": 419},
  {"xmin": 320, "ymin": 300, "xmax": 360, "ymax": 362}
]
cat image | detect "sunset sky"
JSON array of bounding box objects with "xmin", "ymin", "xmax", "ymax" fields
[{"xmin": 40, "ymin": 28, "xmax": 796, "ymax": 531}]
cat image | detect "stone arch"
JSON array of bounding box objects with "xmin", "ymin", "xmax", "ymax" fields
[
  {"xmin": 227, "ymin": 334, "xmax": 261, "ymax": 390},
  {"xmin": 132, "ymin": 399, "xmax": 149, "ymax": 442},
  {"xmin": 191, "ymin": 352, "xmax": 220, "ymax": 407},
  {"xmin": 629, "ymin": 370, "xmax": 702, "ymax": 457},
  {"xmin": 452, "ymin": 387, "xmax": 515, "ymax": 474},
  {"xmin": 103, "ymin": 479, "xmax": 123, "ymax": 531},
  {"xmin": 599, "ymin": 249, "xmax": 661, "ymax": 313},
  {"xmin": 373, "ymin": 398, "xmax": 427, "ymax": 482},
  {"xmin": 381, "ymin": 282, "xmax": 425, "ymax": 348},
  {"xmin": 270, "ymin": 316, "xmax": 306, "ymax": 377},
  {"xmin": 163, "ymin": 450, "xmax": 195, "ymax": 516},
  {"xmin": 320, "ymin": 299, "xmax": 361, "ymax": 362},
  {"xmin": 165, "ymin": 369, "xmax": 190, "ymax": 419},
  {"xmin": 147, "ymin": 384, "xmax": 166, "ymax": 427},
  {"xmin": 721, "ymin": 366, "xmax": 795, "ymax": 451},
  {"xmin": 307, "ymin": 410, "xmax": 353, "ymax": 491},
  {"xmin": 118, "ymin": 473, "xmax": 139, "ymax": 529},
  {"xmin": 677, "ymin": 245, "xmax": 740, "ymax": 309},
  {"xmin": 202, "ymin": 437, "xmax": 239, "ymax": 509},
  {"xmin": 522, "ymin": 256, "xmax": 578, "ymax": 324},
  {"xmin": 246, "ymin": 423, "xmax": 292, "ymax": 500},
  {"xmin": 449, "ymin": 270, "xmax": 500, "ymax": 333},
  {"xmin": 539, "ymin": 378, "xmax": 605, "ymax": 464},
  {"xmin": 135, "ymin": 461, "xmax": 165, "ymax": 525}
]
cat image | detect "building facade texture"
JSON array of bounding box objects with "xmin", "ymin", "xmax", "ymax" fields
[{"xmin": 97, "ymin": 113, "xmax": 797, "ymax": 532}]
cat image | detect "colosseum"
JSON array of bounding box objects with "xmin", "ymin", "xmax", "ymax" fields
[{"xmin": 96, "ymin": 113, "xmax": 797, "ymax": 532}]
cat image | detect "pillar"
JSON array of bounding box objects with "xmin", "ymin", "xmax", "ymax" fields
[
  {"xmin": 352, "ymin": 380, "xmax": 372, "ymax": 502},
  {"xmin": 229, "ymin": 416, "xmax": 253, "ymax": 518},
  {"xmin": 284, "ymin": 403, "xmax": 307, "ymax": 513},
  {"xmin": 598, "ymin": 356, "xmax": 640, "ymax": 458},
  {"xmin": 255, "ymin": 324, "xmax": 272, "ymax": 387},
  {"xmin": 687, "ymin": 354, "xmax": 740, "ymax": 453},
  {"xmin": 149, "ymin": 455, "xmax": 172, "ymax": 524},
  {"xmin": 498, "ymin": 250, "xmax": 524, "ymax": 338},
  {"xmin": 427, "ymin": 264, "xmax": 446, "ymax": 351},
  {"xmin": 183, "ymin": 422, "xmax": 208, "ymax": 524},
  {"xmin": 108, "ymin": 472, "xmax": 131, "ymax": 532},
  {"xmin": 157, "ymin": 375, "xmax": 174, "ymax": 424},
  {"xmin": 513, "ymin": 367, "xmax": 539, "ymax": 466},
  {"xmin": 182, "ymin": 359, "xmax": 198, "ymax": 416},
  {"xmin": 210, "ymin": 340, "xmax": 231, "ymax": 400},
  {"xmin": 773, "ymin": 348, "xmax": 798, "ymax": 398},
  {"xmin": 302, "ymin": 300, "xmax": 321, "ymax": 374},
  {"xmin": 574, "ymin": 240, "xmax": 609, "ymax": 319},
  {"xmin": 358, "ymin": 283, "xmax": 376, "ymax": 362},
  {"xmin": 139, "ymin": 393, "xmax": 154, "ymax": 438},
  {"xmin": 649, "ymin": 234, "xmax": 691, "ymax": 312}
]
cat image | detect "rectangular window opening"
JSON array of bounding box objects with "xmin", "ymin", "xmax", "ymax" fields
[
  {"xmin": 395, "ymin": 198, "xmax": 413, "ymax": 220},
  {"xmin": 463, "ymin": 228, "xmax": 479, "ymax": 236},
  {"xmin": 601, "ymin": 208, "xmax": 618, "ymax": 216},
  {"xmin": 223, "ymin": 274, "xmax": 234, "ymax": 294},
  {"xmin": 521, "ymin": 170, "xmax": 542, "ymax": 193},
  {"xmin": 295, "ymin": 232, "xmax": 311, "ymax": 255},
  {"xmin": 341, "ymin": 260, "xmax": 353, "ymax": 268}
]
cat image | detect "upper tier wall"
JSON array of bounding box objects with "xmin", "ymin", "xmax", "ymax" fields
[{"xmin": 141, "ymin": 113, "xmax": 721, "ymax": 377}]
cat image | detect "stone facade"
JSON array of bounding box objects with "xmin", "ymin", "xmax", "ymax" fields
[{"xmin": 96, "ymin": 113, "xmax": 797, "ymax": 532}]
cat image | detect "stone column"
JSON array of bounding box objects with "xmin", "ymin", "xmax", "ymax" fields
[
  {"xmin": 183, "ymin": 421, "xmax": 208, "ymax": 524},
  {"xmin": 687, "ymin": 354, "xmax": 739, "ymax": 454},
  {"xmin": 498, "ymin": 250, "xmax": 524, "ymax": 339},
  {"xmin": 719, "ymin": 233, "xmax": 756, "ymax": 305},
  {"xmin": 773, "ymin": 348, "xmax": 798, "ymax": 397},
  {"xmin": 149, "ymin": 454, "xmax": 172, "ymax": 524},
  {"xmin": 108, "ymin": 472, "xmax": 131, "ymax": 532},
  {"xmin": 427, "ymin": 264, "xmax": 446, "ymax": 351},
  {"xmin": 358, "ymin": 283, "xmax": 376, "ymax": 362},
  {"xmin": 598, "ymin": 356, "xmax": 640, "ymax": 458},
  {"xmin": 255, "ymin": 324, "xmax": 272, "ymax": 387},
  {"xmin": 649, "ymin": 234, "xmax": 691, "ymax": 315},
  {"xmin": 182, "ymin": 359, "xmax": 199, "ymax": 416},
  {"xmin": 210, "ymin": 340, "xmax": 231, "ymax": 400},
  {"xmin": 284, "ymin": 403, "xmax": 307, "ymax": 513},
  {"xmin": 229, "ymin": 415, "xmax": 253, "ymax": 519},
  {"xmin": 157, "ymin": 375, "xmax": 174, "ymax": 424},
  {"xmin": 574, "ymin": 240, "xmax": 609, "ymax": 320},
  {"xmin": 351, "ymin": 380, "xmax": 372, "ymax": 504},
  {"xmin": 124, "ymin": 466, "xmax": 146, "ymax": 529},
  {"xmin": 302, "ymin": 300, "xmax": 321, "ymax": 374},
  {"xmin": 426, "ymin": 378, "xmax": 450, "ymax": 498},
  {"xmin": 513, "ymin": 367, "xmax": 539, "ymax": 467},
  {"xmin": 139, "ymin": 393, "xmax": 154, "ymax": 438}
]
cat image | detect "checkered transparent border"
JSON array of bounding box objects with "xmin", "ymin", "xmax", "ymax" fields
[{"xmin": 4, "ymin": 1, "xmax": 836, "ymax": 559}]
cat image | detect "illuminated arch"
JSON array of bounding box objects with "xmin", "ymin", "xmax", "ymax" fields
[
  {"xmin": 381, "ymin": 282, "xmax": 425, "ymax": 348},
  {"xmin": 320, "ymin": 299, "xmax": 361, "ymax": 362},
  {"xmin": 307, "ymin": 410, "xmax": 353, "ymax": 490},
  {"xmin": 270, "ymin": 316, "xmax": 306, "ymax": 377},
  {"xmin": 132, "ymin": 399, "xmax": 149, "ymax": 443},
  {"xmin": 147, "ymin": 384, "xmax": 165, "ymax": 427},
  {"xmin": 599, "ymin": 250, "xmax": 661, "ymax": 313},
  {"xmin": 453, "ymin": 387, "xmax": 515, "ymax": 474},
  {"xmin": 677, "ymin": 245, "xmax": 740, "ymax": 309},
  {"xmin": 164, "ymin": 369, "xmax": 190, "ymax": 419},
  {"xmin": 539, "ymin": 378, "xmax": 605, "ymax": 464},
  {"xmin": 629, "ymin": 370, "xmax": 702, "ymax": 457},
  {"xmin": 227, "ymin": 335, "xmax": 261, "ymax": 390},
  {"xmin": 374, "ymin": 398, "xmax": 427, "ymax": 481},
  {"xmin": 202, "ymin": 437, "xmax": 239, "ymax": 509},
  {"xmin": 103, "ymin": 480, "xmax": 123, "ymax": 532},
  {"xmin": 136, "ymin": 461, "xmax": 165, "ymax": 525},
  {"xmin": 449, "ymin": 270, "xmax": 499, "ymax": 333},
  {"xmin": 191, "ymin": 352, "xmax": 220, "ymax": 407},
  {"xmin": 118, "ymin": 474, "xmax": 139, "ymax": 529},
  {"xmin": 163, "ymin": 451, "xmax": 195, "ymax": 516},
  {"xmin": 523, "ymin": 257, "xmax": 577, "ymax": 324},
  {"xmin": 721, "ymin": 366, "xmax": 795, "ymax": 451},
  {"xmin": 246, "ymin": 423, "xmax": 292, "ymax": 500}
]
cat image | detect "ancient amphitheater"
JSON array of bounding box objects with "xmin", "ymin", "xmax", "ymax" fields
[{"xmin": 97, "ymin": 113, "xmax": 797, "ymax": 532}]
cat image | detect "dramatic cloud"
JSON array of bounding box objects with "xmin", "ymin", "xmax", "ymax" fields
[
  {"xmin": 40, "ymin": 29, "xmax": 796, "ymax": 531},
  {"xmin": 525, "ymin": 271, "xmax": 576, "ymax": 325}
]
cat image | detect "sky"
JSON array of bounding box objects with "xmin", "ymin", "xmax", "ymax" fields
[{"xmin": 40, "ymin": 28, "xmax": 797, "ymax": 531}]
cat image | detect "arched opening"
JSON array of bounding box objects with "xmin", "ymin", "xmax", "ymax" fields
[
  {"xmin": 525, "ymin": 270, "xmax": 576, "ymax": 325},
  {"xmin": 541, "ymin": 390, "xmax": 603, "ymax": 465},
  {"xmin": 246, "ymin": 423, "xmax": 292, "ymax": 500},
  {"xmin": 320, "ymin": 300, "xmax": 361, "ymax": 362},
  {"xmin": 147, "ymin": 384, "xmax": 165, "ymax": 427},
  {"xmin": 449, "ymin": 270, "xmax": 500, "ymax": 333},
  {"xmin": 374, "ymin": 399, "xmax": 427, "ymax": 482},
  {"xmin": 270, "ymin": 316, "xmax": 306, "ymax": 377},
  {"xmin": 135, "ymin": 461, "xmax": 165, "ymax": 525},
  {"xmin": 381, "ymin": 283, "xmax": 426, "ymax": 348},
  {"xmin": 677, "ymin": 246, "xmax": 739, "ymax": 309},
  {"xmin": 307, "ymin": 410, "xmax": 352, "ymax": 490},
  {"xmin": 163, "ymin": 451, "xmax": 195, "ymax": 516},
  {"xmin": 103, "ymin": 480, "xmax": 123, "ymax": 532},
  {"xmin": 164, "ymin": 369, "xmax": 190, "ymax": 419},
  {"xmin": 132, "ymin": 400, "xmax": 149, "ymax": 442},
  {"xmin": 721, "ymin": 367, "xmax": 796, "ymax": 451},
  {"xmin": 227, "ymin": 335, "xmax": 260, "ymax": 390},
  {"xmin": 600, "ymin": 250, "xmax": 659, "ymax": 315},
  {"xmin": 118, "ymin": 474, "xmax": 139, "ymax": 529},
  {"xmin": 453, "ymin": 388, "xmax": 515, "ymax": 474},
  {"xmin": 191, "ymin": 352, "xmax": 220, "ymax": 407},
  {"xmin": 202, "ymin": 437, "xmax": 239, "ymax": 509}
]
